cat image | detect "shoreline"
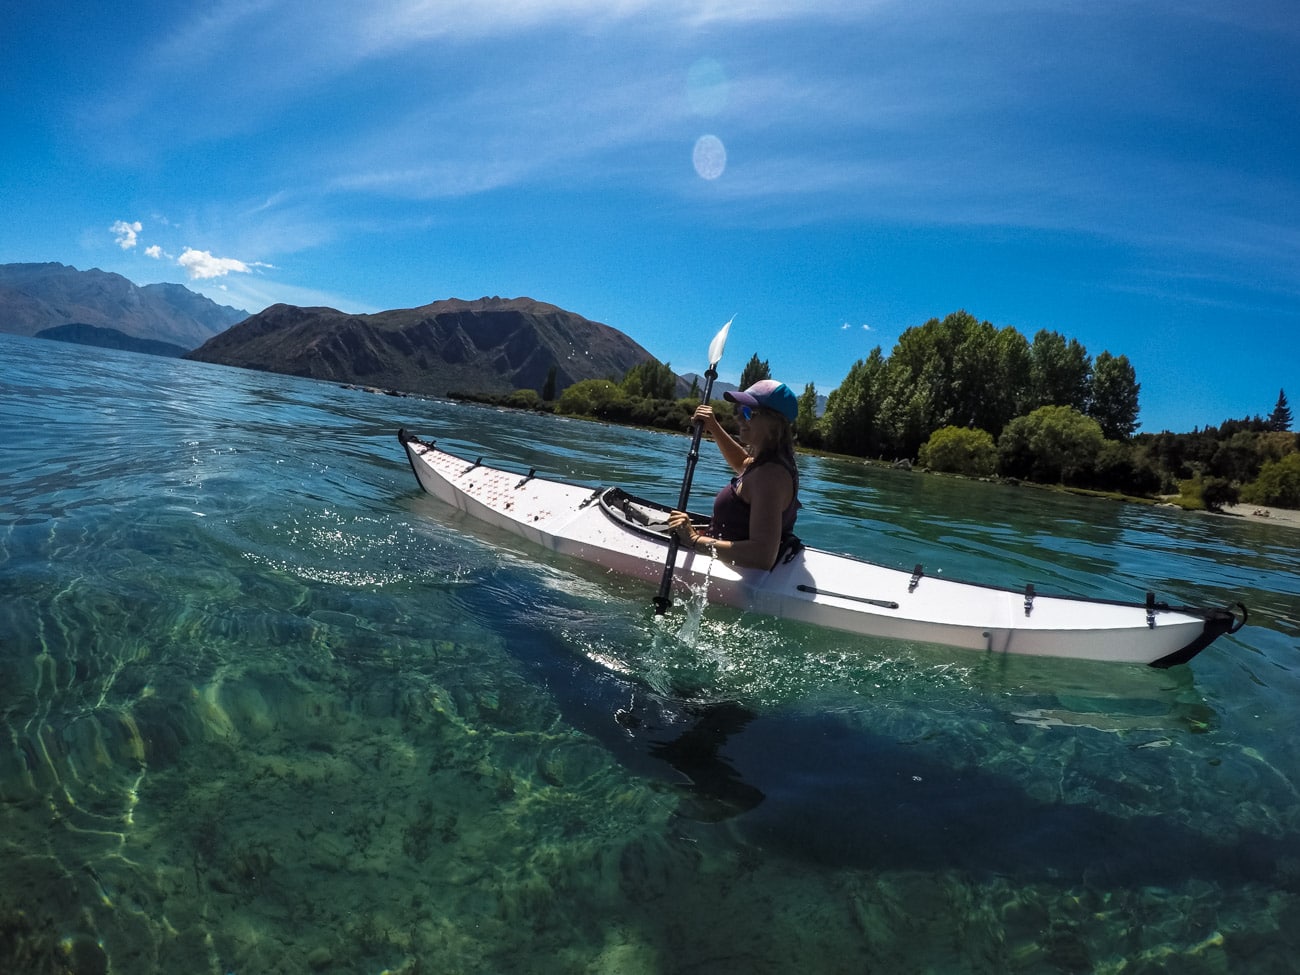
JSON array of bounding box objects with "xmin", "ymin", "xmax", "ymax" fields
[
  {"xmin": 1209, "ymin": 502, "xmax": 1300, "ymax": 531},
  {"xmin": 417, "ymin": 393, "xmax": 1300, "ymax": 534}
]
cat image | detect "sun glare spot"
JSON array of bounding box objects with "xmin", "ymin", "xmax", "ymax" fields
[{"xmin": 693, "ymin": 135, "xmax": 727, "ymax": 180}]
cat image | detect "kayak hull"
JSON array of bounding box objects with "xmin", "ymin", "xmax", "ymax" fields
[{"xmin": 398, "ymin": 431, "xmax": 1242, "ymax": 667}]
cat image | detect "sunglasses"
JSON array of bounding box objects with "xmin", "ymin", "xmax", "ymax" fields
[{"xmin": 741, "ymin": 405, "xmax": 755, "ymax": 420}]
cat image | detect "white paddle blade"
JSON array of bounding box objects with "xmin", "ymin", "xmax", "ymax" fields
[{"xmin": 707, "ymin": 316, "xmax": 733, "ymax": 368}]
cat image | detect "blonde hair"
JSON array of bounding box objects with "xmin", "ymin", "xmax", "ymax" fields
[{"xmin": 746, "ymin": 408, "xmax": 798, "ymax": 481}]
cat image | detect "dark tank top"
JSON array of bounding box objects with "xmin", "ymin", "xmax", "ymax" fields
[{"xmin": 705, "ymin": 457, "xmax": 799, "ymax": 543}]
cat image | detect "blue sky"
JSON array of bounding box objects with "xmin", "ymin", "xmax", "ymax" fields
[{"xmin": 3, "ymin": 0, "xmax": 1296, "ymax": 433}]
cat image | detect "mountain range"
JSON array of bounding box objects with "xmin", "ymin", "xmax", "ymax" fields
[
  {"xmin": 0, "ymin": 262, "xmax": 248, "ymax": 348},
  {"xmin": 185, "ymin": 297, "xmax": 664, "ymax": 398},
  {"xmin": 1, "ymin": 263, "xmax": 686, "ymax": 401}
]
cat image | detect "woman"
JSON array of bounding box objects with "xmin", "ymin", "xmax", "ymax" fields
[{"xmin": 667, "ymin": 379, "xmax": 801, "ymax": 570}]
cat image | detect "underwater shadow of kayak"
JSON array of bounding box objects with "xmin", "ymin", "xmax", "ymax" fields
[
  {"xmin": 460, "ymin": 568, "xmax": 1294, "ymax": 890},
  {"xmin": 713, "ymin": 710, "xmax": 1298, "ymax": 891},
  {"xmin": 514, "ymin": 626, "xmax": 1298, "ymax": 891}
]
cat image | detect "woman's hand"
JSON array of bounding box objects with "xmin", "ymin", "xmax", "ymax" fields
[
  {"xmin": 667, "ymin": 510, "xmax": 695, "ymax": 545},
  {"xmin": 696, "ymin": 403, "xmax": 749, "ymax": 472}
]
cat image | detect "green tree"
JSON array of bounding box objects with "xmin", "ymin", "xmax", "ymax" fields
[
  {"xmin": 995, "ymin": 326, "xmax": 1035, "ymax": 427},
  {"xmin": 1088, "ymin": 351, "xmax": 1140, "ymax": 440},
  {"xmin": 1208, "ymin": 430, "xmax": 1269, "ymax": 483},
  {"xmin": 506, "ymin": 388, "xmax": 541, "ymax": 410},
  {"xmin": 822, "ymin": 348, "xmax": 888, "ymax": 456},
  {"xmin": 1029, "ymin": 330, "xmax": 1091, "ymax": 412},
  {"xmin": 952, "ymin": 317, "xmax": 1016, "ymax": 435},
  {"xmin": 1242, "ymin": 453, "xmax": 1300, "ymax": 507},
  {"xmin": 1269, "ymin": 389, "xmax": 1293, "ymax": 431},
  {"xmin": 918, "ymin": 426, "xmax": 997, "ymax": 476},
  {"xmin": 1087, "ymin": 440, "xmax": 1162, "ymax": 495},
  {"xmin": 877, "ymin": 378, "xmax": 935, "ymax": 460},
  {"xmin": 1200, "ymin": 477, "xmax": 1240, "ymax": 512},
  {"xmin": 871, "ymin": 319, "xmax": 956, "ymax": 458},
  {"xmin": 738, "ymin": 353, "xmax": 771, "ymax": 390},
  {"xmin": 556, "ymin": 379, "xmax": 626, "ymax": 418},
  {"xmin": 795, "ymin": 382, "xmax": 821, "ymax": 446},
  {"xmin": 997, "ymin": 405, "xmax": 1105, "ymax": 484},
  {"xmin": 621, "ymin": 359, "xmax": 677, "ymax": 399}
]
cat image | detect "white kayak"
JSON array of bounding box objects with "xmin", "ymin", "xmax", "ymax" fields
[{"xmin": 398, "ymin": 430, "xmax": 1244, "ymax": 667}]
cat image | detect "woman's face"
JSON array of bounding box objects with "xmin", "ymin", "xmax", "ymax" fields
[{"xmin": 738, "ymin": 405, "xmax": 779, "ymax": 447}]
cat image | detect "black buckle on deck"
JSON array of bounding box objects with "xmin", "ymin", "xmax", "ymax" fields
[
  {"xmin": 515, "ymin": 468, "xmax": 536, "ymax": 488},
  {"xmin": 462, "ymin": 457, "xmax": 483, "ymax": 474},
  {"xmin": 1146, "ymin": 591, "xmax": 1157, "ymax": 628},
  {"xmin": 1024, "ymin": 583, "xmax": 1036, "ymax": 617},
  {"xmin": 909, "ymin": 564, "xmax": 924, "ymax": 593}
]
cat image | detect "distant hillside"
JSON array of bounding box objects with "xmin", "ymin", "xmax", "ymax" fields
[
  {"xmin": 680, "ymin": 373, "xmax": 739, "ymax": 399},
  {"xmin": 35, "ymin": 323, "xmax": 189, "ymax": 358},
  {"xmin": 186, "ymin": 296, "xmax": 663, "ymax": 397},
  {"xmin": 0, "ymin": 262, "xmax": 248, "ymax": 349}
]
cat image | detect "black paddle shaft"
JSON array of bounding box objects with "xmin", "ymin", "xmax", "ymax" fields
[{"xmin": 653, "ymin": 365, "xmax": 718, "ymax": 614}]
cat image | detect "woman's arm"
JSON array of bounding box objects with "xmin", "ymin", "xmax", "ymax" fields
[
  {"xmin": 728, "ymin": 463, "xmax": 792, "ymax": 568},
  {"xmin": 694, "ymin": 405, "xmax": 749, "ymax": 474},
  {"xmin": 668, "ymin": 464, "xmax": 792, "ymax": 570}
]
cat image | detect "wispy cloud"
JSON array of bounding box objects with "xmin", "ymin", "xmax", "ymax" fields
[
  {"xmin": 177, "ymin": 248, "xmax": 274, "ymax": 281},
  {"xmin": 76, "ymin": 0, "xmax": 1300, "ymax": 320}
]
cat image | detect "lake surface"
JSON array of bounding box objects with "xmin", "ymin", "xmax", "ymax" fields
[{"xmin": 2, "ymin": 332, "xmax": 1298, "ymax": 973}]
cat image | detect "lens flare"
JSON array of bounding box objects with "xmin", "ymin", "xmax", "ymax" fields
[
  {"xmin": 693, "ymin": 135, "xmax": 727, "ymax": 180},
  {"xmin": 687, "ymin": 58, "xmax": 729, "ymax": 116}
]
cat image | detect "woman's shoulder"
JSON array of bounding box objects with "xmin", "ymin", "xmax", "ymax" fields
[{"xmin": 739, "ymin": 457, "xmax": 795, "ymax": 493}]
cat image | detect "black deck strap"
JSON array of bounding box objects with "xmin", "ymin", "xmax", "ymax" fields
[
  {"xmin": 797, "ymin": 584, "xmax": 898, "ymax": 610},
  {"xmin": 463, "ymin": 457, "xmax": 483, "ymax": 474},
  {"xmin": 909, "ymin": 564, "xmax": 924, "ymax": 593},
  {"xmin": 1146, "ymin": 591, "xmax": 1157, "ymax": 628},
  {"xmin": 515, "ymin": 467, "xmax": 536, "ymax": 488},
  {"xmin": 776, "ymin": 534, "xmax": 805, "ymax": 567},
  {"xmin": 1024, "ymin": 583, "xmax": 1035, "ymax": 617}
]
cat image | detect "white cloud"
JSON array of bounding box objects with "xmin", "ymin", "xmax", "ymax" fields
[
  {"xmin": 112, "ymin": 220, "xmax": 143, "ymax": 249},
  {"xmin": 145, "ymin": 245, "xmax": 164, "ymax": 259},
  {"xmin": 177, "ymin": 247, "xmax": 272, "ymax": 280}
]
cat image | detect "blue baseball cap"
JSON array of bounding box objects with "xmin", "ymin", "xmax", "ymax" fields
[{"xmin": 725, "ymin": 379, "xmax": 798, "ymax": 423}]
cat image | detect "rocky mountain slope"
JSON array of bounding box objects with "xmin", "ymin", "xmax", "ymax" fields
[
  {"xmin": 0, "ymin": 262, "xmax": 248, "ymax": 349},
  {"xmin": 186, "ymin": 296, "xmax": 662, "ymax": 397}
]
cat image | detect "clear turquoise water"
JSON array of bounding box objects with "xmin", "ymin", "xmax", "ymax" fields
[{"xmin": 2, "ymin": 332, "xmax": 1298, "ymax": 973}]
